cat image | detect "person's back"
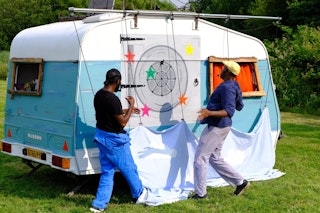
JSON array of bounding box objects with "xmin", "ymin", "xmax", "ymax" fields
[
  {"xmin": 203, "ymin": 80, "xmax": 243, "ymax": 127},
  {"xmin": 94, "ymin": 89, "xmax": 124, "ymax": 133}
]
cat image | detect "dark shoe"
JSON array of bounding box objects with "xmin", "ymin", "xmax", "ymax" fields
[
  {"xmin": 90, "ymin": 206, "xmax": 105, "ymax": 212},
  {"xmin": 234, "ymin": 179, "xmax": 250, "ymax": 196},
  {"xmin": 191, "ymin": 193, "xmax": 208, "ymax": 199}
]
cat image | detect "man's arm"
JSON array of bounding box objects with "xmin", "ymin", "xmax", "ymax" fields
[{"xmin": 115, "ymin": 96, "xmax": 140, "ymax": 127}]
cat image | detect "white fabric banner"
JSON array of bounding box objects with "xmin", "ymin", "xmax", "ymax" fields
[{"xmin": 129, "ymin": 108, "xmax": 285, "ymax": 206}]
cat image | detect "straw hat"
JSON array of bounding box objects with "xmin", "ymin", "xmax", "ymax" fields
[{"xmin": 222, "ymin": 61, "xmax": 241, "ymax": 76}]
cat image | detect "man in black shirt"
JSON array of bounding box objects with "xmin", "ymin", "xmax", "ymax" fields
[{"xmin": 90, "ymin": 69, "xmax": 147, "ymax": 212}]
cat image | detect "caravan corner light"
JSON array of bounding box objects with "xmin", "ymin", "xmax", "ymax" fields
[
  {"xmin": 1, "ymin": 142, "xmax": 12, "ymax": 153},
  {"xmin": 52, "ymin": 155, "xmax": 70, "ymax": 169}
]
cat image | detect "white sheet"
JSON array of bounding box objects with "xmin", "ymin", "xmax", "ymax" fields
[{"xmin": 129, "ymin": 108, "xmax": 285, "ymax": 206}]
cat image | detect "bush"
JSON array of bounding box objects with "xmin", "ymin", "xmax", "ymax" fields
[
  {"xmin": 265, "ymin": 25, "xmax": 320, "ymax": 115},
  {"xmin": 0, "ymin": 51, "xmax": 9, "ymax": 80}
]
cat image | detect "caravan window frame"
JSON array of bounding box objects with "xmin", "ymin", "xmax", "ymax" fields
[
  {"xmin": 208, "ymin": 56, "xmax": 265, "ymax": 97},
  {"xmin": 8, "ymin": 58, "xmax": 44, "ymax": 99}
]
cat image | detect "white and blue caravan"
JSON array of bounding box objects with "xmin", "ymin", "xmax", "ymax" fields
[{"xmin": 1, "ymin": 9, "xmax": 281, "ymax": 176}]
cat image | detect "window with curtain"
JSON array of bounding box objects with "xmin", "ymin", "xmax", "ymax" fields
[{"xmin": 208, "ymin": 56, "xmax": 265, "ymax": 97}]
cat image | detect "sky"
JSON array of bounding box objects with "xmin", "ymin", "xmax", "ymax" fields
[
  {"xmin": 168, "ymin": 0, "xmax": 190, "ymax": 9},
  {"xmin": 88, "ymin": 0, "xmax": 191, "ymax": 10}
]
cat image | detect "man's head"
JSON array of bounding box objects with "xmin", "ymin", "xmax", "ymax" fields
[
  {"xmin": 104, "ymin": 69, "xmax": 122, "ymax": 92},
  {"xmin": 222, "ymin": 61, "xmax": 241, "ymax": 76}
]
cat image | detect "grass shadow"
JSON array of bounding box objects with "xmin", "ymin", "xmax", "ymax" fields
[{"xmin": 0, "ymin": 158, "xmax": 134, "ymax": 207}]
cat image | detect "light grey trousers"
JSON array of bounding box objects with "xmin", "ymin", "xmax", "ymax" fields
[{"xmin": 194, "ymin": 125, "xmax": 244, "ymax": 196}]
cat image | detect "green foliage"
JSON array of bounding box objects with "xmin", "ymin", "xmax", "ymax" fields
[
  {"xmin": 0, "ymin": 0, "xmax": 89, "ymax": 50},
  {"xmin": 189, "ymin": 0, "xmax": 284, "ymax": 40},
  {"xmin": 190, "ymin": 0, "xmax": 320, "ymax": 41},
  {"xmin": 113, "ymin": 0, "xmax": 176, "ymax": 10},
  {"xmin": 265, "ymin": 25, "xmax": 320, "ymax": 115},
  {"xmin": 0, "ymin": 51, "xmax": 9, "ymax": 80},
  {"xmin": 286, "ymin": 0, "xmax": 320, "ymax": 28}
]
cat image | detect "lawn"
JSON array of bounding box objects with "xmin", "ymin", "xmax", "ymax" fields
[{"xmin": 0, "ymin": 79, "xmax": 320, "ymax": 212}]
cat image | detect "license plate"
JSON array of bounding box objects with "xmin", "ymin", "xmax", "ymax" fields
[{"xmin": 23, "ymin": 147, "xmax": 46, "ymax": 160}]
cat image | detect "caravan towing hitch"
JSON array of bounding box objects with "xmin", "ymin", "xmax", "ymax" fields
[{"xmin": 19, "ymin": 159, "xmax": 44, "ymax": 178}]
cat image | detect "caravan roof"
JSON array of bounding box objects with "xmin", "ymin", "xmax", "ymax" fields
[{"xmin": 10, "ymin": 13, "xmax": 269, "ymax": 62}]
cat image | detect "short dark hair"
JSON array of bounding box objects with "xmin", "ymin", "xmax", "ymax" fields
[{"xmin": 104, "ymin": 69, "xmax": 121, "ymax": 85}]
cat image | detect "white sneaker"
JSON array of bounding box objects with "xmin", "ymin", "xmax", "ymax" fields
[
  {"xmin": 136, "ymin": 187, "xmax": 148, "ymax": 204},
  {"xmin": 89, "ymin": 206, "xmax": 105, "ymax": 212}
]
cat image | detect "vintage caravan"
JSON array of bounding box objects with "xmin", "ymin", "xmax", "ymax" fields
[{"xmin": 1, "ymin": 8, "xmax": 281, "ymax": 176}]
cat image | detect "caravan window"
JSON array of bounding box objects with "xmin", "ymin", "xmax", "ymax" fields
[
  {"xmin": 208, "ymin": 56, "xmax": 265, "ymax": 97},
  {"xmin": 8, "ymin": 58, "xmax": 44, "ymax": 98}
]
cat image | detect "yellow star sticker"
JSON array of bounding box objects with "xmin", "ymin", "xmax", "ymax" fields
[
  {"xmin": 185, "ymin": 43, "xmax": 194, "ymax": 55},
  {"xmin": 178, "ymin": 93, "xmax": 188, "ymax": 106}
]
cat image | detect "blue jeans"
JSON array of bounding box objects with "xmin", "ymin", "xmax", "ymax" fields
[{"xmin": 92, "ymin": 141, "xmax": 143, "ymax": 209}]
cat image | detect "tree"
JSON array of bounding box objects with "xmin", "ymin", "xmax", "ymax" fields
[
  {"xmin": 265, "ymin": 25, "xmax": 320, "ymax": 114},
  {"xmin": 286, "ymin": 0, "xmax": 320, "ymax": 28},
  {"xmin": 113, "ymin": 0, "xmax": 176, "ymax": 10},
  {"xmin": 189, "ymin": 0, "xmax": 283, "ymax": 40},
  {"xmin": 241, "ymin": 0, "xmax": 287, "ymax": 40},
  {"xmin": 189, "ymin": 0, "xmax": 320, "ymax": 41},
  {"xmin": 0, "ymin": 0, "xmax": 88, "ymax": 50}
]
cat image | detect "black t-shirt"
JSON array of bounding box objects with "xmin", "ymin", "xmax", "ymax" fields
[{"xmin": 94, "ymin": 89, "xmax": 125, "ymax": 133}]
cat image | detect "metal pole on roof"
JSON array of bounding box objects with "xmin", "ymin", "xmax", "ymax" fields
[{"xmin": 68, "ymin": 7, "xmax": 282, "ymax": 21}]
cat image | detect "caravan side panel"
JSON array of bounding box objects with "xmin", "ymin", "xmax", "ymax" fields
[{"xmin": 3, "ymin": 59, "xmax": 80, "ymax": 173}]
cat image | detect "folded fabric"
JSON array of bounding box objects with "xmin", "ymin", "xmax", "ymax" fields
[{"xmin": 129, "ymin": 108, "xmax": 285, "ymax": 206}]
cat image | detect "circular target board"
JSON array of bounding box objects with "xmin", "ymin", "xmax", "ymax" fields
[{"xmin": 134, "ymin": 45, "xmax": 188, "ymax": 112}]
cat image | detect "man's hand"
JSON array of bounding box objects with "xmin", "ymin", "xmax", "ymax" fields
[
  {"xmin": 197, "ymin": 108, "xmax": 209, "ymax": 120},
  {"xmin": 125, "ymin": 96, "xmax": 135, "ymax": 106},
  {"xmin": 133, "ymin": 107, "xmax": 141, "ymax": 114},
  {"xmin": 197, "ymin": 108, "xmax": 228, "ymax": 120}
]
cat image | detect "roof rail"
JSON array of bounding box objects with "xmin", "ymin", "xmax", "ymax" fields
[{"xmin": 68, "ymin": 7, "xmax": 282, "ymax": 21}]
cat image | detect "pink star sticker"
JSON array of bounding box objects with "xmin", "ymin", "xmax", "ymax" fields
[
  {"xmin": 125, "ymin": 50, "xmax": 135, "ymax": 62},
  {"xmin": 141, "ymin": 104, "xmax": 151, "ymax": 117}
]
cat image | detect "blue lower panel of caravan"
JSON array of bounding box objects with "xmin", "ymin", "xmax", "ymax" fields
[{"xmin": 2, "ymin": 61, "xmax": 81, "ymax": 173}]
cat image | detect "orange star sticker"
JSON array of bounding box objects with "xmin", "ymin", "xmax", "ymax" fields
[
  {"xmin": 125, "ymin": 50, "xmax": 135, "ymax": 62},
  {"xmin": 178, "ymin": 93, "xmax": 188, "ymax": 106}
]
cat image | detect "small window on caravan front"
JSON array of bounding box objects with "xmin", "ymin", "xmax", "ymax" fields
[
  {"xmin": 8, "ymin": 58, "xmax": 44, "ymax": 99},
  {"xmin": 208, "ymin": 56, "xmax": 265, "ymax": 97}
]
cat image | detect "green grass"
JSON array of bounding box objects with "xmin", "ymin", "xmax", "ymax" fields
[{"xmin": 1, "ymin": 79, "xmax": 320, "ymax": 212}]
